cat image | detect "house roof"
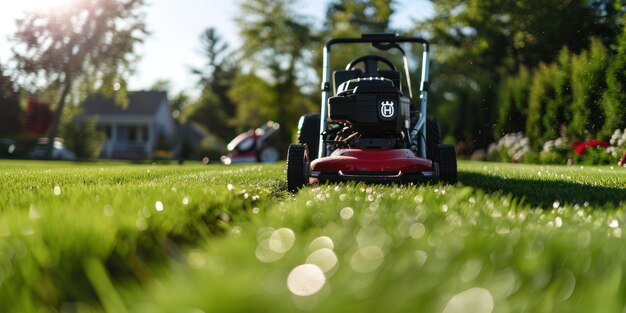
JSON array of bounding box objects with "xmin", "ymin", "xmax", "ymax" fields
[{"xmin": 83, "ymin": 91, "xmax": 168, "ymax": 116}]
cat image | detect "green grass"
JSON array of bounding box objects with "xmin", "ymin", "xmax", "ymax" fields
[{"xmin": 0, "ymin": 160, "xmax": 625, "ymax": 312}]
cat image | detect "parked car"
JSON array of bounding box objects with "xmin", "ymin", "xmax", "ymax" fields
[
  {"xmin": 30, "ymin": 137, "xmax": 76, "ymax": 160},
  {"xmin": 0, "ymin": 138, "xmax": 18, "ymax": 158}
]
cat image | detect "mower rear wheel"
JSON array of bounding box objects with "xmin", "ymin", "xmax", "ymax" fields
[
  {"xmin": 297, "ymin": 113, "xmax": 320, "ymax": 161},
  {"xmin": 286, "ymin": 144, "xmax": 309, "ymax": 192},
  {"xmin": 258, "ymin": 145, "xmax": 280, "ymax": 163},
  {"xmin": 426, "ymin": 117, "xmax": 441, "ymax": 160},
  {"xmin": 435, "ymin": 144, "xmax": 457, "ymax": 184}
]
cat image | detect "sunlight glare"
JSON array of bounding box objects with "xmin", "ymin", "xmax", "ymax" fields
[{"xmin": 14, "ymin": 0, "xmax": 80, "ymax": 12}]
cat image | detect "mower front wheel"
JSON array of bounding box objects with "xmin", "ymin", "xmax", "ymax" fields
[
  {"xmin": 435, "ymin": 144, "xmax": 457, "ymax": 184},
  {"xmin": 286, "ymin": 144, "xmax": 309, "ymax": 192}
]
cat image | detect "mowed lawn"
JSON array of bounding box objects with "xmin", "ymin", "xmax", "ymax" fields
[{"xmin": 0, "ymin": 160, "xmax": 625, "ymax": 312}]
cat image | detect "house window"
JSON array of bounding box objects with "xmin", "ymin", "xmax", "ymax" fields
[{"xmin": 129, "ymin": 126, "xmax": 138, "ymax": 142}]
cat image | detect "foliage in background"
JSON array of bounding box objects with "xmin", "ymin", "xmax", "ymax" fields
[
  {"xmin": 11, "ymin": 0, "xmax": 148, "ymax": 158},
  {"xmin": 59, "ymin": 106, "xmax": 106, "ymax": 159},
  {"xmin": 234, "ymin": 0, "xmax": 318, "ymax": 153},
  {"xmin": 0, "ymin": 65, "xmax": 22, "ymax": 136},
  {"xmin": 419, "ymin": 0, "xmax": 623, "ymax": 151}
]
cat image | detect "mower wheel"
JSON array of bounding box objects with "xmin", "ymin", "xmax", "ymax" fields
[
  {"xmin": 286, "ymin": 144, "xmax": 309, "ymax": 192},
  {"xmin": 435, "ymin": 144, "xmax": 457, "ymax": 184},
  {"xmin": 258, "ymin": 145, "xmax": 280, "ymax": 163},
  {"xmin": 297, "ymin": 113, "xmax": 320, "ymax": 161},
  {"xmin": 426, "ymin": 117, "xmax": 441, "ymax": 160}
]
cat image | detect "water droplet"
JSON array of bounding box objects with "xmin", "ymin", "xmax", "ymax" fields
[
  {"xmin": 340, "ymin": 207, "xmax": 354, "ymax": 220},
  {"xmin": 28, "ymin": 204, "xmax": 41, "ymax": 219},
  {"xmin": 136, "ymin": 217, "xmax": 147, "ymax": 231},
  {"xmin": 459, "ymin": 259, "xmax": 483, "ymax": 282},
  {"xmin": 306, "ymin": 248, "xmax": 338, "ymax": 273},
  {"xmin": 155, "ymin": 201, "xmax": 164, "ymax": 212},
  {"xmin": 555, "ymin": 217, "xmax": 563, "ymax": 228},
  {"xmin": 442, "ymin": 287, "xmax": 494, "ymax": 313},
  {"xmin": 103, "ymin": 205, "xmax": 114, "ymax": 217},
  {"xmin": 415, "ymin": 250, "xmax": 428, "ymax": 267},
  {"xmin": 256, "ymin": 240, "xmax": 284, "ymax": 263},
  {"xmin": 269, "ymin": 228, "xmax": 296, "ymax": 253},
  {"xmin": 350, "ymin": 246, "xmax": 384, "ymax": 273},
  {"xmin": 53, "ymin": 185, "xmax": 61, "ymax": 196},
  {"xmin": 287, "ymin": 264, "xmax": 326, "ymax": 296},
  {"xmin": 309, "ymin": 236, "xmax": 334, "ymax": 251},
  {"xmin": 409, "ymin": 223, "xmax": 426, "ymax": 239}
]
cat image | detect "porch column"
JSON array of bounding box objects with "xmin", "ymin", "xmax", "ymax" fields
[{"xmin": 108, "ymin": 123, "xmax": 118, "ymax": 158}]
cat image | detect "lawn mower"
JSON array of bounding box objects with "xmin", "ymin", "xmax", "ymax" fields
[
  {"xmin": 221, "ymin": 121, "xmax": 280, "ymax": 164},
  {"xmin": 286, "ymin": 33, "xmax": 457, "ymax": 192}
]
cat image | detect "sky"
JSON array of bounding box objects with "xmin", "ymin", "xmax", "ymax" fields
[{"xmin": 0, "ymin": 0, "xmax": 434, "ymax": 95}]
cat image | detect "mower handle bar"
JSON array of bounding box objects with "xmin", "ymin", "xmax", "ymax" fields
[{"xmin": 319, "ymin": 33, "xmax": 431, "ymax": 159}]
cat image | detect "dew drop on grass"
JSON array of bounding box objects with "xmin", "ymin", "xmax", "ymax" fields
[
  {"xmin": 415, "ymin": 250, "xmax": 428, "ymax": 267},
  {"xmin": 53, "ymin": 185, "xmax": 61, "ymax": 196},
  {"xmin": 613, "ymin": 228, "xmax": 622, "ymax": 238},
  {"xmin": 414, "ymin": 195, "xmax": 424, "ymax": 204},
  {"xmin": 340, "ymin": 207, "xmax": 354, "ymax": 220},
  {"xmin": 306, "ymin": 248, "xmax": 338, "ymax": 273},
  {"xmin": 28, "ymin": 204, "xmax": 41, "ymax": 219},
  {"xmin": 442, "ymin": 287, "xmax": 494, "ymax": 313},
  {"xmin": 350, "ymin": 246, "xmax": 384, "ymax": 273},
  {"xmin": 155, "ymin": 201, "xmax": 164, "ymax": 212},
  {"xmin": 287, "ymin": 264, "xmax": 326, "ymax": 296},
  {"xmin": 232, "ymin": 226, "xmax": 241, "ymax": 237},
  {"xmin": 269, "ymin": 228, "xmax": 296, "ymax": 253},
  {"xmin": 309, "ymin": 236, "xmax": 334, "ymax": 251},
  {"xmin": 103, "ymin": 205, "xmax": 113, "ymax": 217},
  {"xmin": 459, "ymin": 259, "xmax": 483, "ymax": 282},
  {"xmin": 409, "ymin": 223, "xmax": 426, "ymax": 239},
  {"xmin": 555, "ymin": 217, "xmax": 563, "ymax": 228},
  {"xmin": 135, "ymin": 217, "xmax": 147, "ymax": 231}
]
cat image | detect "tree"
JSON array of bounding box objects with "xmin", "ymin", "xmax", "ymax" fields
[
  {"xmin": 0, "ymin": 65, "xmax": 21, "ymax": 136},
  {"xmin": 418, "ymin": 0, "xmax": 619, "ymax": 150},
  {"xmin": 11, "ymin": 0, "xmax": 148, "ymax": 158},
  {"xmin": 188, "ymin": 28, "xmax": 239, "ymax": 140},
  {"xmin": 235, "ymin": 0, "xmax": 317, "ymax": 152},
  {"xmin": 495, "ymin": 66, "xmax": 530, "ymax": 138},
  {"xmin": 600, "ymin": 18, "xmax": 626, "ymax": 137},
  {"xmin": 569, "ymin": 39, "xmax": 608, "ymax": 138}
]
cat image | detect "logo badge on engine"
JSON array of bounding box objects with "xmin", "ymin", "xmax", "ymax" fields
[{"xmin": 380, "ymin": 100, "xmax": 395, "ymax": 118}]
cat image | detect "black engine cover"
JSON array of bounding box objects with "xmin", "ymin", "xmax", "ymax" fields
[{"xmin": 328, "ymin": 77, "xmax": 410, "ymax": 135}]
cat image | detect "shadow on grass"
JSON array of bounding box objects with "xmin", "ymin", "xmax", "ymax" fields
[{"xmin": 459, "ymin": 172, "xmax": 625, "ymax": 209}]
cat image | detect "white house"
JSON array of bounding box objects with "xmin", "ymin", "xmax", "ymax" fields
[{"xmin": 79, "ymin": 91, "xmax": 176, "ymax": 159}]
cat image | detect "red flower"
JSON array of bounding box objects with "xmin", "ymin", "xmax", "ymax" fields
[{"xmin": 571, "ymin": 140, "xmax": 609, "ymax": 156}]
